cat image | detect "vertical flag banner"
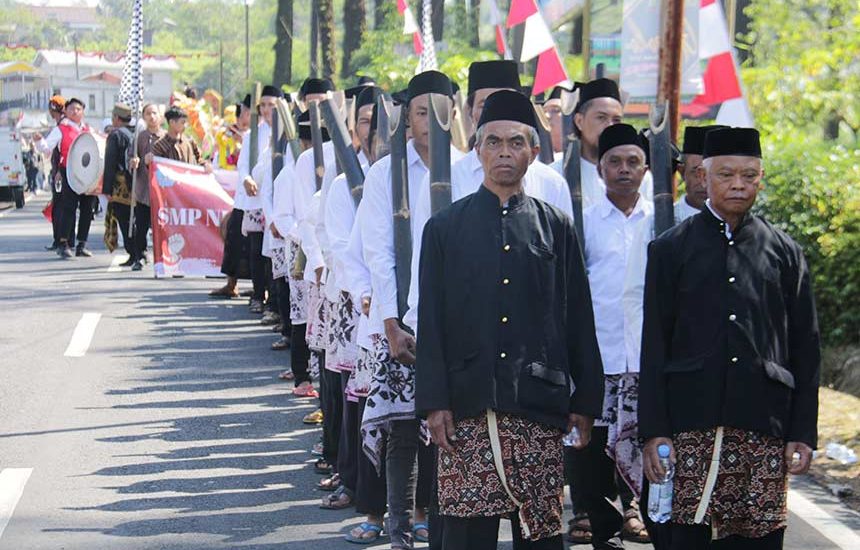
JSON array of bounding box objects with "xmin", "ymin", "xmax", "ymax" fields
[
  {"xmin": 692, "ymin": 0, "xmax": 752, "ymax": 126},
  {"xmin": 117, "ymin": 0, "xmax": 144, "ymax": 112},
  {"xmin": 487, "ymin": 0, "xmax": 512, "ymax": 59},
  {"xmin": 397, "ymin": 0, "xmax": 423, "ymax": 56},
  {"xmin": 419, "ymin": 0, "xmax": 438, "ymax": 71},
  {"xmin": 149, "ymin": 158, "xmax": 234, "ymax": 278},
  {"xmin": 507, "ymin": 0, "xmax": 569, "ymax": 96}
]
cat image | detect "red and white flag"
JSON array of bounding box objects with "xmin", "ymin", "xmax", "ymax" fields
[
  {"xmin": 149, "ymin": 157, "xmax": 234, "ymax": 278},
  {"xmin": 486, "ymin": 0, "xmax": 512, "ymax": 59},
  {"xmin": 507, "ymin": 0, "xmax": 569, "ymax": 96},
  {"xmin": 693, "ymin": 0, "xmax": 753, "ymax": 126},
  {"xmin": 397, "ymin": 0, "xmax": 423, "ymax": 56}
]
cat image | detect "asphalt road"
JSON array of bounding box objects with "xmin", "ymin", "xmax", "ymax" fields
[{"xmin": 0, "ymin": 193, "xmax": 858, "ymax": 550}]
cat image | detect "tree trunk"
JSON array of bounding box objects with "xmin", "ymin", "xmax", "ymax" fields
[
  {"xmin": 342, "ymin": 0, "xmax": 366, "ymax": 79},
  {"xmin": 374, "ymin": 0, "xmax": 386, "ymax": 29},
  {"xmin": 431, "ymin": 0, "xmax": 444, "ymax": 42},
  {"xmin": 468, "ymin": 0, "xmax": 481, "ymax": 48},
  {"xmin": 319, "ymin": 0, "xmax": 337, "ymax": 79},
  {"xmin": 273, "ymin": 0, "xmax": 293, "ymax": 88},
  {"xmin": 310, "ymin": 0, "xmax": 319, "ymax": 77},
  {"xmin": 570, "ymin": 12, "xmax": 583, "ymax": 55}
]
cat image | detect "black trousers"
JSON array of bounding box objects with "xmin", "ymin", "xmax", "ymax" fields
[
  {"xmin": 669, "ymin": 525, "xmax": 784, "ymax": 550},
  {"xmin": 570, "ymin": 426, "xmax": 624, "ymax": 547},
  {"xmin": 355, "ymin": 396, "xmax": 387, "ymax": 515},
  {"xmin": 274, "ymin": 277, "xmax": 292, "ymax": 337},
  {"xmin": 439, "ymin": 513, "xmax": 564, "ymax": 550},
  {"xmin": 51, "ymin": 180, "xmax": 62, "ymax": 246},
  {"xmin": 112, "ymin": 203, "xmax": 133, "ymax": 256},
  {"xmin": 247, "ymin": 231, "xmax": 267, "ymax": 301},
  {"xmin": 319, "ymin": 359, "xmax": 342, "ymax": 469},
  {"xmin": 59, "ymin": 173, "xmax": 96, "ymax": 246},
  {"xmin": 220, "ymin": 209, "xmax": 249, "ymax": 278},
  {"xmin": 133, "ymin": 204, "xmax": 151, "ymax": 261},
  {"xmin": 289, "ymin": 323, "xmax": 311, "ymax": 386},
  {"xmin": 337, "ymin": 372, "xmax": 359, "ymax": 492}
]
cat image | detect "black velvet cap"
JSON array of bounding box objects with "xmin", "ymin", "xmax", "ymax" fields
[
  {"xmin": 261, "ymin": 85, "xmax": 283, "ymax": 98},
  {"xmin": 467, "ymin": 60, "xmax": 521, "ymax": 96},
  {"xmin": 356, "ymin": 86, "xmax": 384, "ymax": 111},
  {"xmin": 546, "ymin": 84, "xmax": 573, "ymax": 102},
  {"xmin": 297, "ymin": 109, "xmax": 331, "ymax": 142},
  {"xmin": 357, "ymin": 75, "xmax": 376, "ymax": 86},
  {"xmin": 345, "ymin": 85, "xmax": 366, "ymax": 100},
  {"xmin": 241, "ymin": 94, "xmax": 252, "ymax": 108},
  {"xmin": 407, "ymin": 70, "xmax": 453, "ymax": 102},
  {"xmin": 682, "ymin": 124, "xmax": 728, "ymax": 155},
  {"xmin": 476, "ymin": 90, "xmax": 537, "ymax": 129},
  {"xmin": 598, "ymin": 123, "xmax": 646, "ymax": 160},
  {"xmin": 391, "ymin": 89, "xmax": 409, "ymax": 106},
  {"xmin": 300, "ymin": 78, "xmax": 335, "ymax": 98},
  {"xmin": 452, "ymin": 81, "xmax": 460, "ymax": 95},
  {"xmin": 702, "ymin": 127, "xmax": 761, "ymax": 159},
  {"xmin": 575, "ymin": 78, "xmax": 621, "ymax": 112}
]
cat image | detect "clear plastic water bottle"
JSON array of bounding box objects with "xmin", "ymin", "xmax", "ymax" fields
[{"xmin": 647, "ymin": 444, "xmax": 674, "ymax": 523}]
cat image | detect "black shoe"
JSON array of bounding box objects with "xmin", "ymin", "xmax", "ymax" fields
[
  {"xmin": 45, "ymin": 243, "xmax": 59, "ymax": 251},
  {"xmin": 59, "ymin": 246, "xmax": 74, "ymax": 259},
  {"xmin": 131, "ymin": 261, "xmax": 143, "ymax": 271},
  {"xmin": 76, "ymin": 245, "xmax": 93, "ymax": 257},
  {"xmin": 119, "ymin": 256, "xmax": 135, "ymax": 267}
]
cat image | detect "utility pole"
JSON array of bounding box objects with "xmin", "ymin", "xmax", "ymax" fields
[
  {"xmin": 244, "ymin": 0, "xmax": 251, "ymax": 81},
  {"xmin": 72, "ymin": 33, "xmax": 80, "ymax": 80},
  {"xmin": 656, "ymin": 0, "xmax": 684, "ymax": 143},
  {"xmin": 310, "ymin": 0, "xmax": 319, "ymax": 77}
]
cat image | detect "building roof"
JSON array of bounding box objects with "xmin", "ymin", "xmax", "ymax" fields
[
  {"xmin": 82, "ymin": 71, "xmax": 121, "ymax": 84},
  {"xmin": 0, "ymin": 61, "xmax": 40, "ymax": 76},
  {"xmin": 33, "ymin": 49, "xmax": 180, "ymax": 72},
  {"xmin": 25, "ymin": 5, "xmax": 101, "ymax": 28}
]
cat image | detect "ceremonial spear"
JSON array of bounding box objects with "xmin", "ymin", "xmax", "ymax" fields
[{"xmin": 428, "ymin": 92, "xmax": 452, "ymax": 215}]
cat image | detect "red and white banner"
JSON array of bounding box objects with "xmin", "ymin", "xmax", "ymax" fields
[
  {"xmin": 149, "ymin": 157, "xmax": 233, "ymax": 278},
  {"xmin": 397, "ymin": 0, "xmax": 423, "ymax": 56},
  {"xmin": 507, "ymin": 0, "xmax": 570, "ymax": 96}
]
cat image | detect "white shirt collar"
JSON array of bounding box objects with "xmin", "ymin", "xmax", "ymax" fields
[
  {"xmin": 598, "ymin": 192, "xmax": 648, "ymax": 220},
  {"xmin": 705, "ymin": 199, "xmax": 732, "ymax": 239},
  {"xmin": 406, "ymin": 139, "xmax": 425, "ymax": 169}
]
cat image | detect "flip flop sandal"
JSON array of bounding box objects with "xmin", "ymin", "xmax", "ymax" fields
[
  {"xmin": 314, "ymin": 459, "xmax": 333, "ymax": 475},
  {"xmin": 278, "ymin": 370, "xmax": 294, "ymax": 380},
  {"xmin": 567, "ymin": 516, "xmax": 592, "ymax": 544},
  {"xmin": 622, "ymin": 512, "xmax": 651, "ymax": 543},
  {"xmin": 412, "ymin": 522, "xmax": 430, "ymax": 543},
  {"xmin": 320, "ymin": 486, "xmax": 353, "ymax": 510},
  {"xmin": 345, "ymin": 522, "xmax": 384, "ymax": 544},
  {"xmin": 293, "ymin": 384, "xmax": 319, "ymax": 398},
  {"xmin": 317, "ymin": 473, "xmax": 341, "ymax": 491}
]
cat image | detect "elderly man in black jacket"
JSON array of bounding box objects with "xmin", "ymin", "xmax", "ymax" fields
[
  {"xmin": 415, "ymin": 90, "xmax": 604, "ymax": 550},
  {"xmin": 639, "ymin": 127, "xmax": 820, "ymax": 550}
]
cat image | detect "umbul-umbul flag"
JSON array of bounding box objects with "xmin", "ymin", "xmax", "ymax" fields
[
  {"xmin": 487, "ymin": 0, "xmax": 512, "ymax": 59},
  {"xmin": 693, "ymin": 0, "xmax": 753, "ymax": 126},
  {"xmin": 397, "ymin": 0, "xmax": 423, "ymax": 56},
  {"xmin": 117, "ymin": 0, "xmax": 144, "ymax": 113},
  {"xmin": 507, "ymin": 0, "xmax": 569, "ymax": 96}
]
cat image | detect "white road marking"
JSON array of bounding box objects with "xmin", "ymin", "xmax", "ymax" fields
[
  {"xmin": 789, "ymin": 489, "xmax": 860, "ymax": 549},
  {"xmin": 107, "ymin": 255, "xmax": 125, "ymax": 272},
  {"xmin": 63, "ymin": 313, "xmax": 102, "ymax": 357},
  {"xmin": 0, "ymin": 468, "xmax": 33, "ymax": 539}
]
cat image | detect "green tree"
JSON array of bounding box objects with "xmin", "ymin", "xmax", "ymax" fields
[
  {"xmin": 319, "ymin": 0, "xmax": 337, "ymax": 79},
  {"xmin": 341, "ymin": 0, "xmax": 366, "ymax": 79},
  {"xmin": 273, "ymin": 0, "xmax": 293, "ymax": 88}
]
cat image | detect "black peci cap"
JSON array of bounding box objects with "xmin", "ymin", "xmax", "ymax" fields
[
  {"xmin": 356, "ymin": 86, "xmax": 384, "ymax": 111},
  {"xmin": 261, "ymin": 85, "xmax": 283, "ymax": 98},
  {"xmin": 407, "ymin": 70, "xmax": 453, "ymax": 102},
  {"xmin": 598, "ymin": 123, "xmax": 646, "ymax": 160},
  {"xmin": 575, "ymin": 78, "xmax": 621, "ymax": 112},
  {"xmin": 702, "ymin": 127, "xmax": 761, "ymax": 159},
  {"xmin": 299, "ymin": 78, "xmax": 335, "ymax": 98},
  {"xmin": 476, "ymin": 90, "xmax": 537, "ymax": 130},
  {"xmin": 467, "ymin": 60, "xmax": 521, "ymax": 96},
  {"xmin": 683, "ymin": 124, "xmax": 729, "ymax": 155}
]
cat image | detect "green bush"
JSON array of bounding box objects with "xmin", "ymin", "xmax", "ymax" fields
[{"xmin": 755, "ymin": 136, "xmax": 860, "ymax": 346}]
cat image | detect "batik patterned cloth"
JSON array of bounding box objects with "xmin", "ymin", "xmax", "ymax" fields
[
  {"xmin": 437, "ymin": 412, "xmax": 565, "ymax": 541},
  {"xmin": 595, "ymin": 373, "xmax": 643, "ymax": 498},
  {"xmin": 306, "ymin": 283, "xmax": 329, "ymax": 353},
  {"xmin": 271, "ymin": 241, "xmax": 288, "ymax": 279},
  {"xmin": 360, "ymin": 334, "xmax": 419, "ymax": 472},
  {"xmin": 241, "ymin": 207, "xmax": 265, "ymax": 236},
  {"xmin": 329, "ymin": 291, "xmax": 360, "ymax": 373},
  {"xmin": 287, "ymin": 241, "xmax": 309, "ymax": 324},
  {"xmin": 672, "ymin": 427, "xmax": 788, "ymax": 540},
  {"xmin": 347, "ymin": 346, "xmax": 373, "ymax": 402}
]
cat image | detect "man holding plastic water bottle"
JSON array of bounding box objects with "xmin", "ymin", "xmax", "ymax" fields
[{"xmin": 639, "ymin": 127, "xmax": 820, "ymax": 550}]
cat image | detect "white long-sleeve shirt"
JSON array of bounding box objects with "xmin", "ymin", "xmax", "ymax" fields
[
  {"xmin": 293, "ymin": 141, "xmax": 337, "ymax": 277},
  {"xmin": 402, "ymin": 149, "xmax": 575, "ymax": 333},
  {"xmin": 674, "ymin": 196, "xmax": 700, "ymax": 223},
  {"xmin": 343, "ymin": 199, "xmax": 374, "ymax": 351},
  {"xmin": 234, "ymin": 122, "xmax": 272, "ymax": 211},
  {"xmin": 34, "ymin": 118, "xmax": 86, "ymax": 156},
  {"xmin": 325, "ymin": 154, "xmax": 370, "ymax": 295},
  {"xmin": 361, "ymin": 140, "xmax": 463, "ymax": 336},
  {"xmin": 584, "ymin": 193, "xmax": 653, "ymax": 375},
  {"xmin": 621, "ymin": 212, "xmax": 655, "ymax": 378}
]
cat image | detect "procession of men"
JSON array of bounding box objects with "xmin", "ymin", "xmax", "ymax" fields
[{"xmin": 27, "ymin": 55, "xmax": 821, "ymax": 550}]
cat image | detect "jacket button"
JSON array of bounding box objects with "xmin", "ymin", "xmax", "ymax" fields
[
  {"xmin": 729, "ymin": 314, "xmax": 737, "ymax": 321},
  {"xmin": 728, "ymin": 276, "xmax": 736, "ymax": 283},
  {"xmin": 502, "ymin": 278, "xmax": 510, "ymax": 285},
  {"xmin": 501, "ymin": 316, "xmax": 508, "ymax": 323},
  {"xmin": 500, "ymin": 352, "xmax": 507, "ymax": 359},
  {"xmin": 729, "ymin": 240, "xmax": 735, "ymax": 246},
  {"xmin": 503, "ymin": 244, "xmax": 511, "ymax": 252},
  {"xmin": 502, "ymin": 209, "xmax": 508, "ymax": 216},
  {"xmin": 731, "ymin": 356, "xmax": 738, "ymax": 363}
]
